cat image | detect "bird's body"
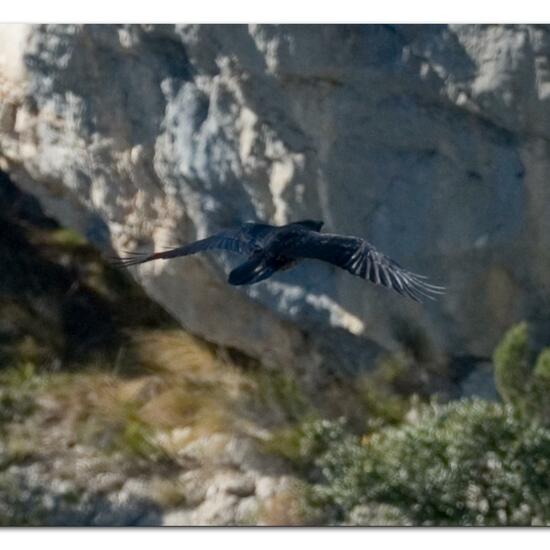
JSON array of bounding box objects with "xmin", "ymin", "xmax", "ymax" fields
[{"xmin": 114, "ymin": 220, "xmax": 444, "ymax": 302}]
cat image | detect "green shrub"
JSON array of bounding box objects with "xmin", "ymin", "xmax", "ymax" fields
[
  {"xmin": 493, "ymin": 322, "xmax": 531, "ymax": 410},
  {"xmin": 534, "ymin": 348, "xmax": 550, "ymax": 380},
  {"xmin": 493, "ymin": 322, "xmax": 550, "ymax": 422},
  {"xmin": 306, "ymin": 400, "xmax": 550, "ymax": 525},
  {"xmin": 264, "ymin": 416, "xmax": 350, "ymax": 476}
]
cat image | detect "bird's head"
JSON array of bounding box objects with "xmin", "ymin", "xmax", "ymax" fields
[{"xmin": 294, "ymin": 219, "xmax": 324, "ymax": 232}]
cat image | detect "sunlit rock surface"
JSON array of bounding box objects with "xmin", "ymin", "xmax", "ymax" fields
[{"xmin": 2, "ymin": 24, "xmax": 550, "ymax": 371}]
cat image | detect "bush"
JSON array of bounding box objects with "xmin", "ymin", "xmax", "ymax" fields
[
  {"xmin": 493, "ymin": 322, "xmax": 550, "ymax": 423},
  {"xmin": 493, "ymin": 322, "xmax": 531, "ymax": 410},
  {"xmin": 306, "ymin": 400, "xmax": 550, "ymax": 525}
]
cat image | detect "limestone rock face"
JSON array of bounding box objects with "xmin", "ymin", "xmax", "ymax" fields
[{"xmin": 2, "ymin": 24, "xmax": 550, "ymax": 371}]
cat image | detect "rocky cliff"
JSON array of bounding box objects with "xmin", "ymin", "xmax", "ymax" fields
[{"xmin": 2, "ymin": 24, "xmax": 550, "ymax": 375}]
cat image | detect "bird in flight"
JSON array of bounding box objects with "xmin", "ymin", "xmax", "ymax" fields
[{"xmin": 113, "ymin": 220, "xmax": 444, "ymax": 302}]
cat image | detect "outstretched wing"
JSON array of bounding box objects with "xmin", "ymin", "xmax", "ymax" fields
[
  {"xmin": 112, "ymin": 223, "xmax": 275, "ymax": 268},
  {"xmin": 285, "ymin": 232, "xmax": 445, "ymax": 302}
]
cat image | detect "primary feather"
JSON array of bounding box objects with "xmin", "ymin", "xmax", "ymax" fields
[{"xmin": 283, "ymin": 232, "xmax": 444, "ymax": 302}]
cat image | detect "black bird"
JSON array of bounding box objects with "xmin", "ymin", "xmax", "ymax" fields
[{"xmin": 113, "ymin": 220, "xmax": 444, "ymax": 302}]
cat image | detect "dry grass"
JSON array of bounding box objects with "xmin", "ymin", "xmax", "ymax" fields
[
  {"xmin": 16, "ymin": 327, "xmax": 298, "ymax": 462},
  {"xmin": 2, "ymin": 324, "xmax": 431, "ymax": 476}
]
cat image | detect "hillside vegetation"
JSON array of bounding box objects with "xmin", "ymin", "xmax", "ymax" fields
[{"xmin": 2, "ymin": 174, "xmax": 550, "ymax": 525}]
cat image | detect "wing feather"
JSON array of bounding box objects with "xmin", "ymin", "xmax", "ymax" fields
[
  {"xmin": 112, "ymin": 223, "xmax": 273, "ymax": 268},
  {"xmin": 285, "ymin": 232, "xmax": 445, "ymax": 302}
]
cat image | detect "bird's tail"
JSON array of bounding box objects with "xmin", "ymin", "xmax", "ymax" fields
[{"xmin": 228, "ymin": 254, "xmax": 275, "ymax": 286}]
